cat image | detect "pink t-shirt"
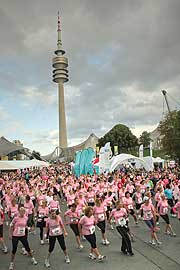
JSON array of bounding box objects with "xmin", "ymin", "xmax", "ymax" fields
[
  {"xmin": 46, "ymin": 215, "xmax": 63, "ymax": 236},
  {"xmin": 157, "ymin": 200, "xmax": 169, "ymax": 215},
  {"xmin": 79, "ymin": 215, "xmax": 95, "ymax": 235},
  {"xmin": 135, "ymin": 192, "xmax": 143, "ymax": 204},
  {"xmin": 0, "ymin": 210, "xmax": 4, "ymax": 225},
  {"xmin": 66, "ymin": 194, "xmax": 75, "ymax": 206},
  {"xmin": 64, "ymin": 209, "xmax": 80, "ymax": 224},
  {"xmin": 49, "ymin": 200, "xmax": 60, "ymax": 211},
  {"xmin": 124, "ymin": 197, "xmax": 134, "ymax": 210},
  {"xmin": 140, "ymin": 203, "xmax": 154, "ymax": 220},
  {"xmin": 24, "ymin": 201, "xmax": 34, "ymax": 215},
  {"xmin": 12, "ymin": 215, "xmax": 28, "ymax": 237},
  {"xmin": 37, "ymin": 206, "xmax": 49, "ymax": 221},
  {"xmin": 86, "ymin": 192, "xmax": 95, "ymax": 203},
  {"xmin": 9, "ymin": 205, "xmax": 18, "ymax": 219},
  {"xmin": 174, "ymin": 201, "xmax": 180, "ymax": 219},
  {"xmin": 111, "ymin": 208, "xmax": 127, "ymax": 226},
  {"xmin": 94, "ymin": 205, "xmax": 105, "ymax": 222}
]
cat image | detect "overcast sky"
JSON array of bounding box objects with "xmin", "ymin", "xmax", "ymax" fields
[{"xmin": 0, "ymin": 0, "xmax": 180, "ymax": 155}]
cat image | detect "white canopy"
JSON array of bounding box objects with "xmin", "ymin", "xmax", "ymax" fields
[
  {"xmin": 110, "ymin": 154, "xmax": 150, "ymax": 172},
  {"xmin": 0, "ymin": 159, "xmax": 50, "ymax": 170}
]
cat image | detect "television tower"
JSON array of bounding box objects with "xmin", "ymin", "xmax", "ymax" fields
[{"xmin": 52, "ymin": 12, "xmax": 68, "ymax": 148}]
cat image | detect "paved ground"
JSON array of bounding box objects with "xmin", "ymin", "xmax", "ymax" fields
[{"xmin": 1, "ymin": 215, "xmax": 180, "ymax": 270}]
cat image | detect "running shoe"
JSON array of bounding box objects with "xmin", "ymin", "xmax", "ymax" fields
[
  {"xmin": 31, "ymin": 257, "xmax": 38, "ymax": 265},
  {"xmin": 127, "ymin": 252, "xmax": 134, "ymax": 256},
  {"xmin": 97, "ymin": 255, "xmax": 106, "ymax": 262},
  {"xmin": 88, "ymin": 253, "xmax": 96, "ymax": 260},
  {"xmin": 44, "ymin": 259, "xmax": 50, "ymax": 268},
  {"xmin": 65, "ymin": 256, "xmax": 70, "ymax": 264},
  {"xmin": 156, "ymin": 240, "xmax": 162, "ymax": 245},
  {"xmin": 2, "ymin": 246, "xmax": 8, "ymax": 253},
  {"xmin": 9, "ymin": 262, "xmax": 14, "ymax": 270},
  {"xmin": 149, "ymin": 240, "xmax": 156, "ymax": 246},
  {"xmin": 121, "ymin": 250, "xmax": 128, "ymax": 255},
  {"xmin": 170, "ymin": 232, "xmax": 176, "ymax": 237},
  {"xmin": 79, "ymin": 244, "xmax": 83, "ymax": 250},
  {"xmin": 40, "ymin": 240, "xmax": 44, "ymax": 245},
  {"xmin": 105, "ymin": 239, "xmax": 110, "ymax": 245}
]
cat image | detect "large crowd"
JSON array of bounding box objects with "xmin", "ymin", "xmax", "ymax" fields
[{"xmin": 0, "ymin": 163, "xmax": 180, "ymax": 269}]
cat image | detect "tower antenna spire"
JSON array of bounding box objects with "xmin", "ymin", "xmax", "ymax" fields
[{"xmin": 55, "ymin": 11, "xmax": 65, "ymax": 55}]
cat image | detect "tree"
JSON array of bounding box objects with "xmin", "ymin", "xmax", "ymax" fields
[
  {"xmin": 139, "ymin": 131, "xmax": 151, "ymax": 147},
  {"xmin": 158, "ymin": 110, "xmax": 180, "ymax": 160},
  {"xmin": 30, "ymin": 150, "xmax": 42, "ymax": 160},
  {"xmin": 98, "ymin": 124, "xmax": 138, "ymax": 154}
]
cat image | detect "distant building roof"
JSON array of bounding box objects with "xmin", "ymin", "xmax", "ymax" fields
[
  {"xmin": 0, "ymin": 136, "xmax": 25, "ymax": 156},
  {"xmin": 42, "ymin": 133, "xmax": 99, "ymax": 161}
]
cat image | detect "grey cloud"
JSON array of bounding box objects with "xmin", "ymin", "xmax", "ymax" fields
[{"xmin": 0, "ymin": 0, "xmax": 180, "ymax": 152}]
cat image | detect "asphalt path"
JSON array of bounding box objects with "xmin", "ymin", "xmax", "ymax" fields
[{"xmin": 1, "ymin": 212, "xmax": 180, "ymax": 270}]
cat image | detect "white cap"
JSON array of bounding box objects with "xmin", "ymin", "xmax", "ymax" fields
[{"xmin": 143, "ymin": 196, "xmax": 149, "ymax": 202}]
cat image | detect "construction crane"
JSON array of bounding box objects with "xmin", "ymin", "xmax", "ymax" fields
[{"xmin": 162, "ymin": 90, "xmax": 171, "ymax": 113}]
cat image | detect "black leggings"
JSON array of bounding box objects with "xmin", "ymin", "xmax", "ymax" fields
[
  {"xmin": 12, "ymin": 236, "xmax": 30, "ymax": 255},
  {"xmin": 49, "ymin": 234, "xmax": 66, "ymax": 253},
  {"xmin": 168, "ymin": 199, "xmax": 174, "ymax": 214},
  {"xmin": 84, "ymin": 233, "xmax": 97, "ymax": 249},
  {"xmin": 116, "ymin": 226, "xmax": 132, "ymax": 253}
]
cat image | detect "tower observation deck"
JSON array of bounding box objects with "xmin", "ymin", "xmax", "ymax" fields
[{"xmin": 52, "ymin": 12, "xmax": 68, "ymax": 148}]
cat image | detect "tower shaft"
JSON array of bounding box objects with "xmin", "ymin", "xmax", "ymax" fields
[
  {"xmin": 52, "ymin": 12, "xmax": 69, "ymax": 150},
  {"xmin": 58, "ymin": 83, "xmax": 67, "ymax": 148}
]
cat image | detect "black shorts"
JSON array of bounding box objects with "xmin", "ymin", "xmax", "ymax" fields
[
  {"xmin": 0, "ymin": 224, "xmax": 3, "ymax": 238},
  {"xmin": 160, "ymin": 214, "xmax": 170, "ymax": 225},
  {"xmin": 88, "ymin": 202, "xmax": 95, "ymax": 207},
  {"xmin": 136, "ymin": 203, "xmax": 142, "ymax": 210},
  {"xmin": 27, "ymin": 214, "xmax": 34, "ymax": 227},
  {"xmin": 70, "ymin": 223, "xmax": 80, "ymax": 236},
  {"xmin": 84, "ymin": 233, "xmax": 96, "ymax": 249},
  {"xmin": 129, "ymin": 209, "xmax": 135, "ymax": 215},
  {"xmin": 97, "ymin": 220, "xmax": 106, "ymax": 234}
]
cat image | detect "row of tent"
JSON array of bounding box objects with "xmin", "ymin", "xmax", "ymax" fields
[{"xmin": 0, "ymin": 159, "xmax": 49, "ymax": 170}]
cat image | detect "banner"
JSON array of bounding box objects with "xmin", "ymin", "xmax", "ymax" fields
[
  {"xmin": 149, "ymin": 141, "xmax": 153, "ymax": 157},
  {"xmin": 139, "ymin": 144, "xmax": 143, "ymax": 158},
  {"xmin": 114, "ymin": 145, "xmax": 118, "ymax": 155},
  {"xmin": 96, "ymin": 146, "xmax": 100, "ymax": 155}
]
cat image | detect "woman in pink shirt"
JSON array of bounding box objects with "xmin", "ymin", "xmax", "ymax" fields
[
  {"xmin": 24, "ymin": 195, "xmax": 35, "ymax": 233},
  {"xmin": 44, "ymin": 209, "xmax": 70, "ymax": 267},
  {"xmin": 49, "ymin": 194, "xmax": 60, "ymax": 213},
  {"xmin": 110, "ymin": 200, "xmax": 134, "ymax": 255},
  {"xmin": 86, "ymin": 187, "xmax": 95, "ymax": 206},
  {"xmin": 36, "ymin": 199, "xmax": 49, "ymax": 244},
  {"xmin": 157, "ymin": 194, "xmax": 176, "ymax": 236},
  {"xmin": 78, "ymin": 206, "xmax": 105, "ymax": 261},
  {"xmin": 8, "ymin": 198, "xmax": 18, "ymax": 221},
  {"xmin": 8, "ymin": 207, "xmax": 37, "ymax": 270},
  {"xmin": 0, "ymin": 206, "xmax": 8, "ymax": 253},
  {"xmin": 124, "ymin": 192, "xmax": 138, "ymax": 224},
  {"xmin": 140, "ymin": 196, "xmax": 161, "ymax": 246},
  {"xmin": 173, "ymin": 197, "xmax": 180, "ymax": 220},
  {"xmin": 93, "ymin": 198, "xmax": 110, "ymax": 245},
  {"xmin": 64, "ymin": 203, "xmax": 83, "ymax": 249}
]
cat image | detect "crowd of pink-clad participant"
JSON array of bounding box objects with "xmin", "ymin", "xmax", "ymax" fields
[{"xmin": 0, "ymin": 163, "xmax": 180, "ymax": 269}]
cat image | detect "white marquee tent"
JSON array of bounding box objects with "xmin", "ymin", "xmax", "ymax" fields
[
  {"xmin": 110, "ymin": 154, "xmax": 151, "ymax": 172},
  {"xmin": 0, "ymin": 159, "xmax": 49, "ymax": 170}
]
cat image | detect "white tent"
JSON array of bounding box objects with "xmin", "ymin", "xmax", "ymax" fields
[
  {"xmin": 110, "ymin": 154, "xmax": 150, "ymax": 172},
  {"xmin": 141, "ymin": 156, "xmax": 165, "ymax": 170},
  {"xmin": 0, "ymin": 159, "xmax": 49, "ymax": 170}
]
